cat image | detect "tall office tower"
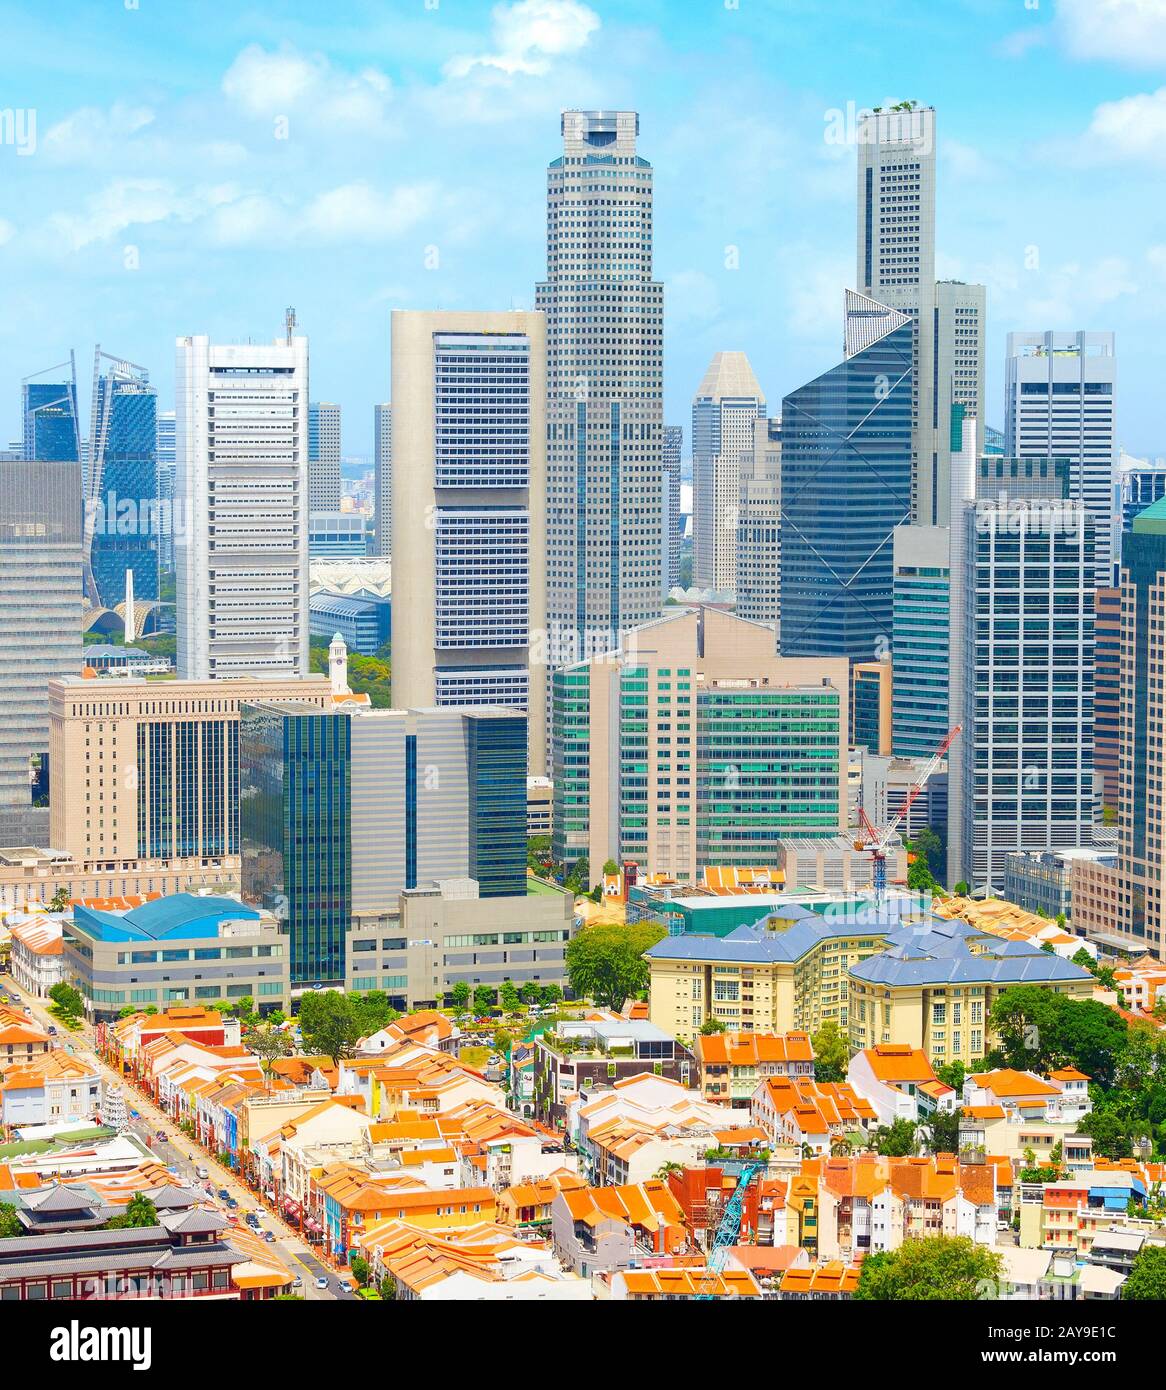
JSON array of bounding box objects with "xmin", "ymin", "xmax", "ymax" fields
[
  {"xmin": 851, "ymin": 660, "xmax": 892, "ymax": 753},
  {"xmin": 390, "ymin": 311, "xmax": 547, "ymax": 772},
  {"xmin": 1093, "ymin": 585, "xmax": 1121, "ymax": 812},
  {"xmin": 86, "ymin": 352, "xmax": 158, "ymax": 608},
  {"xmin": 781, "ymin": 296, "xmax": 913, "ymax": 660},
  {"xmin": 691, "ymin": 353, "xmax": 765, "ymax": 596},
  {"xmin": 736, "ymin": 416, "xmax": 781, "ymax": 633},
  {"xmin": 552, "ymin": 607, "xmax": 849, "ymax": 881},
  {"xmin": 1005, "ymin": 331, "xmax": 1116, "ymax": 588},
  {"xmin": 374, "ymin": 402, "xmax": 392, "ymax": 557},
  {"xmin": 1115, "ymin": 451, "xmax": 1166, "ymax": 580},
  {"xmin": 857, "ymin": 105, "xmax": 937, "ymax": 524},
  {"xmin": 175, "ymin": 327, "xmax": 310, "ymax": 680},
  {"xmin": 0, "ymin": 460, "xmax": 83, "ymax": 813},
  {"xmin": 156, "ymin": 410, "xmax": 176, "ymax": 573},
  {"xmin": 932, "ymin": 280, "xmax": 986, "ymax": 522},
  {"xmin": 307, "ymin": 401, "xmax": 342, "ymax": 512},
  {"xmin": 240, "ymin": 703, "xmax": 527, "ymax": 986},
  {"xmin": 21, "ymin": 358, "xmax": 81, "ymax": 464},
  {"xmin": 891, "ymin": 522, "xmax": 950, "ymax": 757},
  {"xmin": 984, "ymin": 425, "xmax": 1005, "ymax": 455},
  {"xmin": 662, "ymin": 424, "xmax": 682, "ymax": 595},
  {"xmin": 947, "ymin": 449, "xmax": 1095, "ymax": 893},
  {"xmin": 537, "ymin": 110, "xmax": 664, "ymax": 666}
]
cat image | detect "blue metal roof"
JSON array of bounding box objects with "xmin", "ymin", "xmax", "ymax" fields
[{"xmin": 72, "ymin": 894, "xmax": 260, "ymax": 943}]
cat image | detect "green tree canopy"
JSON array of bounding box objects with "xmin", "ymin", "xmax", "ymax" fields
[
  {"xmin": 499, "ymin": 979, "xmax": 521, "ymax": 1013},
  {"xmin": 473, "ymin": 984, "xmax": 497, "ymax": 1016},
  {"xmin": 447, "ymin": 981, "xmax": 471, "ymax": 1011},
  {"xmin": 699, "ymin": 1017, "xmax": 727, "ymax": 1035},
  {"xmin": 922, "ymin": 1106, "xmax": 963, "ymax": 1156},
  {"xmin": 0, "ymin": 1204, "xmax": 21, "ymax": 1239},
  {"xmin": 564, "ymin": 921, "xmax": 667, "ymax": 1010},
  {"xmin": 810, "ymin": 1020, "xmax": 850, "ymax": 1083},
  {"xmin": 988, "ymin": 985, "xmax": 1129, "ymax": 1088},
  {"xmin": 48, "ymin": 982, "xmax": 84, "ymax": 1019},
  {"xmin": 107, "ymin": 1193, "xmax": 158, "ymax": 1230},
  {"xmin": 297, "ymin": 991, "xmax": 360, "ymax": 1063},
  {"xmin": 854, "ymin": 1235, "xmax": 1003, "ymax": 1300},
  {"xmin": 247, "ymin": 1022, "xmax": 293, "ymax": 1073},
  {"xmin": 1123, "ymin": 1244, "xmax": 1166, "ymax": 1299},
  {"xmin": 350, "ymin": 990, "xmax": 400, "ymax": 1038},
  {"xmin": 873, "ymin": 1116, "xmax": 918, "ymax": 1157}
]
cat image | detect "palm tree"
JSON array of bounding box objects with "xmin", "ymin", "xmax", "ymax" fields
[
  {"xmin": 830, "ymin": 1137, "xmax": 852, "ymax": 1157},
  {"xmin": 654, "ymin": 1161, "xmax": 684, "ymax": 1182}
]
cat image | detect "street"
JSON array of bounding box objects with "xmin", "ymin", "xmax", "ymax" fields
[{"xmin": 2, "ymin": 973, "xmax": 356, "ymax": 1302}]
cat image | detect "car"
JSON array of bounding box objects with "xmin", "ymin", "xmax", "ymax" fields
[
  {"xmin": 264, "ymin": 1231, "xmax": 276, "ymax": 1244},
  {"xmin": 315, "ymin": 1276, "xmax": 329, "ymax": 1290},
  {"xmin": 245, "ymin": 1215, "xmax": 260, "ymax": 1228},
  {"xmin": 195, "ymin": 1166, "xmax": 208, "ymax": 1180},
  {"xmin": 292, "ymin": 1275, "xmax": 302, "ymax": 1288},
  {"xmin": 226, "ymin": 1214, "xmax": 240, "ymax": 1225},
  {"xmin": 156, "ymin": 1130, "xmax": 168, "ymax": 1141},
  {"xmin": 47, "ymin": 1026, "xmax": 57, "ymax": 1036},
  {"xmin": 226, "ymin": 1197, "xmax": 238, "ymax": 1210},
  {"xmin": 217, "ymin": 1189, "xmax": 230, "ymax": 1201}
]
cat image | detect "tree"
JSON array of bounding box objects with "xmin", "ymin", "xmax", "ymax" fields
[
  {"xmin": 912, "ymin": 826, "xmax": 944, "ymax": 879},
  {"xmin": 0, "ymin": 1204, "xmax": 20, "ymax": 1239},
  {"xmin": 1122, "ymin": 1244, "xmax": 1166, "ymax": 1300},
  {"xmin": 499, "ymin": 979, "xmax": 521, "ymax": 1013},
  {"xmin": 248, "ymin": 1022, "xmax": 293, "ymax": 1077},
  {"xmin": 935, "ymin": 1060, "xmax": 966, "ymax": 1094},
  {"xmin": 564, "ymin": 856, "xmax": 589, "ymax": 894},
  {"xmin": 563, "ymin": 921, "xmax": 667, "ymax": 1010},
  {"xmin": 989, "ymin": 986, "xmax": 1128, "ymax": 1089},
  {"xmin": 519, "ymin": 981, "xmax": 541, "ymax": 1006},
  {"xmin": 699, "ymin": 1017, "xmax": 727, "ymax": 1035},
  {"xmin": 297, "ymin": 991, "xmax": 359, "ymax": 1064},
  {"xmin": 448, "ymin": 981, "xmax": 471, "ymax": 1012},
  {"xmin": 473, "ymin": 984, "xmax": 497, "ymax": 1016},
  {"xmin": 1076, "ymin": 1107, "xmax": 1134, "ymax": 1161},
  {"xmin": 350, "ymin": 1255, "xmax": 370, "ymax": 1287},
  {"xmin": 540, "ymin": 983, "xmax": 562, "ymax": 1006},
  {"xmin": 923, "ymin": 1106, "xmax": 963, "ymax": 1156},
  {"xmin": 49, "ymin": 886, "xmax": 70, "ymax": 913},
  {"xmin": 1071, "ymin": 946, "xmax": 1096, "ymax": 973},
  {"xmin": 654, "ymin": 1161, "xmax": 684, "ymax": 1181},
  {"xmin": 810, "ymin": 1020, "xmax": 850, "ymax": 1083},
  {"xmin": 48, "ymin": 982, "xmax": 84, "ymax": 1020},
  {"xmin": 106, "ymin": 1194, "xmax": 158, "ymax": 1230},
  {"xmin": 378, "ymin": 1274, "xmax": 397, "ymax": 1301},
  {"xmin": 492, "ymin": 1028, "xmax": 513, "ymax": 1057},
  {"xmin": 350, "ymin": 990, "xmax": 400, "ymax": 1038},
  {"xmin": 907, "ymin": 852, "xmax": 940, "ymax": 895},
  {"xmin": 953, "ymin": 881, "xmax": 970, "ymax": 897},
  {"xmin": 854, "ymin": 1235, "xmax": 1003, "ymax": 1300},
  {"xmin": 873, "ymin": 1117, "xmax": 918, "ymax": 1157}
]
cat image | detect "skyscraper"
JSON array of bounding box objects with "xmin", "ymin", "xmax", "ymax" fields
[
  {"xmin": 308, "ymin": 400, "xmax": 342, "ymax": 512},
  {"xmin": 857, "ymin": 104, "xmax": 937, "ymax": 524},
  {"xmin": 374, "ymin": 402, "xmax": 392, "ymax": 558},
  {"xmin": 891, "ymin": 522, "xmax": 950, "ymax": 757},
  {"xmin": 933, "ymin": 279, "xmax": 987, "ymax": 522},
  {"xmin": 390, "ymin": 310, "xmax": 547, "ymax": 772},
  {"xmin": 0, "ymin": 459, "xmax": 83, "ymax": 814},
  {"xmin": 691, "ymin": 352, "xmax": 765, "ymax": 595},
  {"xmin": 736, "ymin": 416, "xmax": 781, "ymax": 633},
  {"xmin": 21, "ymin": 358, "xmax": 81, "ymax": 465},
  {"xmin": 537, "ymin": 110, "xmax": 664, "ymax": 666},
  {"xmin": 86, "ymin": 352, "xmax": 158, "ymax": 608},
  {"xmin": 175, "ymin": 327, "xmax": 310, "ymax": 680},
  {"xmin": 947, "ymin": 448, "xmax": 1095, "ymax": 892},
  {"xmin": 662, "ymin": 424, "xmax": 682, "ymax": 596},
  {"xmin": 156, "ymin": 410, "xmax": 176, "ymax": 574},
  {"xmin": 1005, "ymin": 331, "xmax": 1116, "ymax": 588},
  {"xmin": 780, "ymin": 298, "xmax": 913, "ymax": 660}
]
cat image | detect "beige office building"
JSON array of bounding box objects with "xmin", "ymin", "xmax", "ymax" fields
[
  {"xmin": 45, "ymin": 674, "xmax": 332, "ymax": 871},
  {"xmin": 390, "ymin": 310, "xmax": 547, "ymax": 773}
]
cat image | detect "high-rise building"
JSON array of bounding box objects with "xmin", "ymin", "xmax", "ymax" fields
[
  {"xmin": 932, "ymin": 280, "xmax": 987, "ymax": 522},
  {"xmin": 1115, "ymin": 450, "xmax": 1166, "ymax": 581},
  {"xmin": 307, "ymin": 401, "xmax": 342, "ymax": 513},
  {"xmin": 692, "ymin": 352, "xmax": 765, "ymax": 596},
  {"xmin": 86, "ymin": 353, "xmax": 158, "ymax": 608},
  {"xmin": 947, "ymin": 446, "xmax": 1095, "ymax": 892},
  {"xmin": 537, "ymin": 110, "xmax": 664, "ymax": 666},
  {"xmin": 0, "ymin": 460, "xmax": 83, "ymax": 813},
  {"xmin": 1094, "ymin": 585, "xmax": 1121, "ymax": 812},
  {"xmin": 780, "ymin": 297, "xmax": 913, "ymax": 660},
  {"xmin": 856, "ymin": 104, "xmax": 937, "ymax": 525},
  {"xmin": 736, "ymin": 416, "xmax": 781, "ymax": 634},
  {"xmin": 891, "ymin": 523, "xmax": 950, "ymax": 757},
  {"xmin": 851, "ymin": 661, "xmax": 892, "ymax": 754},
  {"xmin": 22, "ymin": 359, "xmax": 81, "ymax": 464},
  {"xmin": 374, "ymin": 402, "xmax": 392, "ymax": 558},
  {"xmin": 240, "ymin": 703, "xmax": 527, "ymax": 985},
  {"xmin": 1005, "ymin": 331, "xmax": 1116, "ymax": 588},
  {"xmin": 662, "ymin": 424, "xmax": 682, "ymax": 596},
  {"xmin": 552, "ymin": 607, "xmax": 849, "ymax": 881},
  {"xmin": 390, "ymin": 310, "xmax": 547, "ymax": 773},
  {"xmin": 156, "ymin": 410, "xmax": 176, "ymax": 574},
  {"xmin": 175, "ymin": 328, "xmax": 310, "ymax": 680}
]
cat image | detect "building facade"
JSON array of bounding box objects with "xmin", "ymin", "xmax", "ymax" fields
[
  {"xmin": 552, "ymin": 607, "xmax": 849, "ymax": 882},
  {"xmin": 307, "ymin": 401, "xmax": 341, "ymax": 513},
  {"xmin": 390, "ymin": 310, "xmax": 547, "ymax": 773},
  {"xmin": 891, "ymin": 523, "xmax": 950, "ymax": 758},
  {"xmin": 175, "ymin": 330, "xmax": 310, "ymax": 679},
  {"xmin": 662, "ymin": 424, "xmax": 683, "ymax": 595},
  {"xmin": 851, "ymin": 661, "xmax": 892, "ymax": 754},
  {"xmin": 22, "ymin": 367, "xmax": 81, "ymax": 464},
  {"xmin": 736, "ymin": 416, "xmax": 781, "ymax": 633},
  {"xmin": 374, "ymin": 402, "xmax": 392, "ymax": 558}
]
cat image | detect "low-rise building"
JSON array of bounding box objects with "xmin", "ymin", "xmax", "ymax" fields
[
  {"xmin": 696, "ymin": 1030, "xmax": 814, "ymax": 1107},
  {"xmin": 751, "ymin": 1078, "xmax": 876, "ymax": 1156},
  {"xmin": 550, "ymin": 1179, "xmax": 688, "ymax": 1277},
  {"xmin": 846, "ymin": 1043, "xmax": 955, "ymax": 1126},
  {"xmin": 0, "ymin": 1050, "xmax": 103, "ymax": 1131},
  {"xmin": 7, "ymin": 913, "xmax": 65, "ymax": 997}
]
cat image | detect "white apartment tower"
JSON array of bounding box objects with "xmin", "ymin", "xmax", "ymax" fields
[
  {"xmin": 390, "ymin": 310, "xmax": 547, "ymax": 773},
  {"xmin": 736, "ymin": 415, "xmax": 781, "ymax": 633},
  {"xmin": 857, "ymin": 105, "xmax": 938, "ymax": 524},
  {"xmin": 536, "ymin": 110, "xmax": 664, "ymax": 665},
  {"xmin": 308, "ymin": 400, "xmax": 342, "ymax": 512},
  {"xmin": 176, "ymin": 328, "xmax": 310, "ymax": 679},
  {"xmin": 1005, "ymin": 331, "xmax": 1116, "ymax": 588},
  {"xmin": 692, "ymin": 352, "xmax": 765, "ymax": 596},
  {"xmin": 374, "ymin": 402, "xmax": 392, "ymax": 557}
]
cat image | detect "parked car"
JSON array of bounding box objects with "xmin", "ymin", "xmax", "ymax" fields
[
  {"xmin": 195, "ymin": 1166, "xmax": 209, "ymax": 1180},
  {"xmin": 292, "ymin": 1275, "xmax": 302, "ymax": 1288},
  {"xmin": 47, "ymin": 1026, "xmax": 57, "ymax": 1036},
  {"xmin": 315, "ymin": 1276, "xmax": 329, "ymax": 1290},
  {"xmin": 264, "ymin": 1231, "xmax": 276, "ymax": 1244},
  {"xmin": 217, "ymin": 1189, "xmax": 231, "ymax": 1201},
  {"xmin": 226, "ymin": 1197, "xmax": 238, "ymax": 1210}
]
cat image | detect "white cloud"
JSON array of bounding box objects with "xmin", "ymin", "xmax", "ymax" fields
[
  {"xmin": 40, "ymin": 103, "xmax": 155, "ymax": 165},
  {"xmin": 221, "ymin": 43, "xmax": 392, "ymax": 128},
  {"xmin": 0, "ymin": 218, "xmax": 14, "ymax": 247},
  {"xmin": 46, "ymin": 179, "xmax": 238, "ymax": 252},
  {"xmin": 300, "ymin": 182, "xmax": 437, "ymax": 242},
  {"xmin": 1082, "ymin": 86, "xmax": 1166, "ymax": 163},
  {"xmin": 942, "ymin": 138, "xmax": 995, "ymax": 182},
  {"xmin": 664, "ymin": 269, "xmax": 721, "ymax": 328},
  {"xmin": 1056, "ymin": 0, "xmax": 1166, "ymax": 67},
  {"xmin": 445, "ymin": 0, "xmax": 600, "ymax": 78}
]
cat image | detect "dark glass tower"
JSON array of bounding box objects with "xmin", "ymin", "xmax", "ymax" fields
[
  {"xmin": 89, "ymin": 358, "xmax": 158, "ymax": 607},
  {"xmin": 22, "ymin": 378, "xmax": 81, "ymax": 463},
  {"xmin": 779, "ymin": 309, "xmax": 913, "ymax": 659}
]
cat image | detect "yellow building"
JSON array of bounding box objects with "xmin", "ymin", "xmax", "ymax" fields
[
  {"xmin": 847, "ymin": 918, "xmax": 1095, "ymax": 1067},
  {"xmin": 645, "ymin": 901, "xmax": 893, "ymax": 1043}
]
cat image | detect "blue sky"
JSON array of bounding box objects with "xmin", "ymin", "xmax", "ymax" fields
[{"xmin": 1, "ymin": 0, "xmax": 1165, "ymax": 457}]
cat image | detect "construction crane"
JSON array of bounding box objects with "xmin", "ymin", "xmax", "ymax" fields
[
  {"xmin": 855, "ymin": 724, "xmax": 961, "ymax": 900},
  {"xmin": 695, "ymin": 1160, "xmax": 765, "ymax": 1299}
]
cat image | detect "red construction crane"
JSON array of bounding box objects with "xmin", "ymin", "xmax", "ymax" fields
[{"xmin": 855, "ymin": 725, "xmax": 961, "ymax": 898}]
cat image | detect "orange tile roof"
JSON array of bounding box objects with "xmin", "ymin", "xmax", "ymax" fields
[
  {"xmin": 697, "ymin": 1030, "xmax": 814, "ymax": 1067},
  {"xmin": 861, "ymin": 1043, "xmax": 938, "ymax": 1086}
]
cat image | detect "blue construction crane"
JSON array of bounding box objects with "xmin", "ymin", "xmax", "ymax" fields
[{"xmin": 695, "ymin": 1160, "xmax": 765, "ymax": 1299}]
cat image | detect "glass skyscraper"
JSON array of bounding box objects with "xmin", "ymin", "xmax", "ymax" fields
[
  {"xmin": 22, "ymin": 373, "xmax": 81, "ymax": 463},
  {"xmin": 780, "ymin": 303, "xmax": 913, "ymax": 660},
  {"xmin": 891, "ymin": 522, "xmax": 950, "ymax": 757},
  {"xmin": 88, "ymin": 358, "xmax": 159, "ymax": 607}
]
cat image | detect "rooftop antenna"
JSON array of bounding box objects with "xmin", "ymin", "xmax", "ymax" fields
[{"xmin": 285, "ymin": 306, "xmax": 297, "ymax": 345}]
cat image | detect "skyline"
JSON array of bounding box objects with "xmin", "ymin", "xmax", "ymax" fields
[{"xmin": 1, "ymin": 0, "xmax": 1165, "ymax": 457}]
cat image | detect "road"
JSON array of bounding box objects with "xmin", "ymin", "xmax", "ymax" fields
[{"xmin": 2, "ymin": 972, "xmax": 356, "ymax": 1302}]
